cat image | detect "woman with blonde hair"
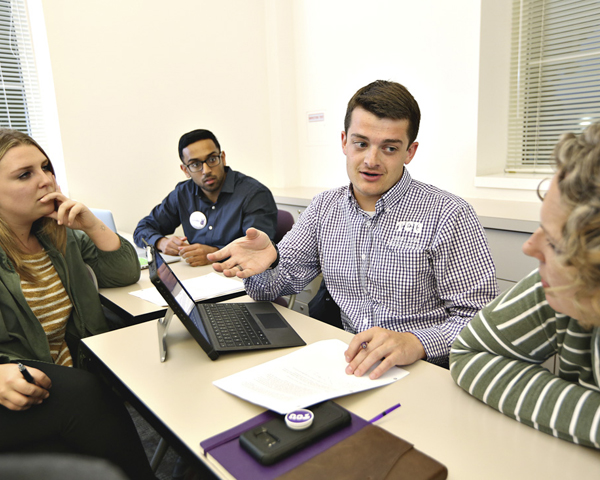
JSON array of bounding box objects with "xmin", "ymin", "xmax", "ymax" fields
[
  {"xmin": 0, "ymin": 129, "xmax": 155, "ymax": 478},
  {"xmin": 450, "ymin": 123, "xmax": 600, "ymax": 449}
]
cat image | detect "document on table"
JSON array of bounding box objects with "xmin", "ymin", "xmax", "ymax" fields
[
  {"xmin": 129, "ymin": 272, "xmax": 244, "ymax": 306},
  {"xmin": 213, "ymin": 339, "xmax": 409, "ymax": 414}
]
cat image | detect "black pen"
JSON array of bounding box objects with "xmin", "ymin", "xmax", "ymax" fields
[{"xmin": 18, "ymin": 363, "xmax": 36, "ymax": 385}]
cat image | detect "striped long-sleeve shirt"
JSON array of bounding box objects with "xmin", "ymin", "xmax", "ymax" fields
[{"xmin": 450, "ymin": 269, "xmax": 600, "ymax": 448}]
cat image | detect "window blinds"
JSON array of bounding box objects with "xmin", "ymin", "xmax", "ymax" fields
[
  {"xmin": 506, "ymin": 0, "xmax": 600, "ymax": 173},
  {"xmin": 0, "ymin": 0, "xmax": 44, "ymax": 144}
]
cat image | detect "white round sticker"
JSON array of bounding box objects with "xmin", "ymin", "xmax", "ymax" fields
[{"xmin": 189, "ymin": 211, "xmax": 207, "ymax": 230}]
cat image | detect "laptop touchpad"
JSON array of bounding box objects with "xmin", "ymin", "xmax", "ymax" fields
[{"xmin": 257, "ymin": 313, "xmax": 286, "ymax": 329}]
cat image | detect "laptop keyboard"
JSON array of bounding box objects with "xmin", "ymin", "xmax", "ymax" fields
[{"xmin": 203, "ymin": 304, "xmax": 271, "ymax": 348}]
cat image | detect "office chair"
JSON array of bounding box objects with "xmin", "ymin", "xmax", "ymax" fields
[
  {"xmin": 308, "ymin": 279, "xmax": 342, "ymax": 329},
  {"xmin": 86, "ymin": 209, "xmax": 134, "ymax": 330},
  {"xmin": 274, "ymin": 209, "xmax": 294, "ymax": 243},
  {"xmin": 85, "ymin": 264, "xmax": 99, "ymax": 291}
]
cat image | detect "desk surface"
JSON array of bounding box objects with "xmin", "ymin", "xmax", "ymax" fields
[
  {"xmin": 83, "ymin": 302, "xmax": 600, "ymax": 480},
  {"xmin": 99, "ymin": 261, "xmax": 244, "ymax": 322}
]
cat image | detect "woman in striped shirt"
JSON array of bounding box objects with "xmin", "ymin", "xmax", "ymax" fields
[
  {"xmin": 450, "ymin": 124, "xmax": 600, "ymax": 449},
  {"xmin": 0, "ymin": 129, "xmax": 156, "ymax": 479}
]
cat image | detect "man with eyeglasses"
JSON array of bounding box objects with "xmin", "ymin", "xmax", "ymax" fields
[{"xmin": 134, "ymin": 129, "xmax": 277, "ymax": 266}]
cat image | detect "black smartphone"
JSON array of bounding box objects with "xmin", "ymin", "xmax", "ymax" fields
[{"xmin": 239, "ymin": 401, "xmax": 351, "ymax": 465}]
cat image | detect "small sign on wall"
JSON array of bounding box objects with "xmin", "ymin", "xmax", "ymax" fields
[
  {"xmin": 308, "ymin": 112, "xmax": 325, "ymax": 122},
  {"xmin": 307, "ymin": 110, "xmax": 327, "ymax": 145}
]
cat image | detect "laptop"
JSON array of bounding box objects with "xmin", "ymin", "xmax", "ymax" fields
[{"xmin": 147, "ymin": 246, "xmax": 305, "ymax": 361}]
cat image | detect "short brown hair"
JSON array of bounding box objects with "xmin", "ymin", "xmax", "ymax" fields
[{"xmin": 344, "ymin": 80, "xmax": 421, "ymax": 146}]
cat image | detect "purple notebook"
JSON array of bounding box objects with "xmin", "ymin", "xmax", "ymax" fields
[{"xmin": 200, "ymin": 406, "xmax": 368, "ymax": 479}]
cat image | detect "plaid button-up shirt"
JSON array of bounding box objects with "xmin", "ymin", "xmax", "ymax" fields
[{"xmin": 244, "ymin": 170, "xmax": 498, "ymax": 366}]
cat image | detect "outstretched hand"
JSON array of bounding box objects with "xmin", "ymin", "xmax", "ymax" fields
[{"xmin": 208, "ymin": 228, "xmax": 276, "ymax": 278}]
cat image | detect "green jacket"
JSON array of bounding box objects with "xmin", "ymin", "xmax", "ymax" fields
[{"xmin": 0, "ymin": 229, "xmax": 140, "ymax": 363}]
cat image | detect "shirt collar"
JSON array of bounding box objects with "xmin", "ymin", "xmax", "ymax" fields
[
  {"xmin": 346, "ymin": 168, "xmax": 413, "ymax": 213},
  {"xmin": 379, "ymin": 168, "xmax": 412, "ymax": 210},
  {"xmin": 219, "ymin": 166, "xmax": 235, "ymax": 194},
  {"xmin": 194, "ymin": 166, "xmax": 233, "ymax": 202}
]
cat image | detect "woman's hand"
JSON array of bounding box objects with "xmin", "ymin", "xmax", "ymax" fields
[
  {"xmin": 0, "ymin": 364, "xmax": 51, "ymax": 411},
  {"xmin": 40, "ymin": 180, "xmax": 120, "ymax": 251},
  {"xmin": 40, "ymin": 181, "xmax": 98, "ymax": 232}
]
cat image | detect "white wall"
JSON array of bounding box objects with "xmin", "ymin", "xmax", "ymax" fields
[
  {"xmin": 39, "ymin": 0, "xmax": 540, "ymax": 233},
  {"xmin": 288, "ymin": 0, "xmax": 539, "ymax": 204},
  {"xmin": 41, "ymin": 0, "xmax": 274, "ymax": 233},
  {"xmin": 292, "ymin": 0, "xmax": 485, "ymax": 193}
]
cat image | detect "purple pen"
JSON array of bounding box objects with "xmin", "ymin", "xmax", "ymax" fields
[{"xmin": 368, "ymin": 403, "xmax": 401, "ymax": 423}]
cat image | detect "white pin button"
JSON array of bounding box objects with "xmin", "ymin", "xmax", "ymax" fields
[
  {"xmin": 189, "ymin": 211, "xmax": 207, "ymax": 230},
  {"xmin": 285, "ymin": 409, "xmax": 314, "ymax": 430}
]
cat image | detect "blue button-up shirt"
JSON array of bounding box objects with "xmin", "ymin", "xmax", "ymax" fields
[
  {"xmin": 134, "ymin": 167, "xmax": 277, "ymax": 249},
  {"xmin": 244, "ymin": 169, "xmax": 498, "ymax": 366}
]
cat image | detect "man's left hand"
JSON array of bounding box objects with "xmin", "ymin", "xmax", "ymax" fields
[
  {"xmin": 344, "ymin": 327, "xmax": 426, "ymax": 380},
  {"xmin": 179, "ymin": 244, "xmax": 219, "ymax": 267}
]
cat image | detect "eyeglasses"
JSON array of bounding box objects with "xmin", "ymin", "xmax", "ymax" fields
[{"xmin": 183, "ymin": 153, "xmax": 222, "ymax": 173}]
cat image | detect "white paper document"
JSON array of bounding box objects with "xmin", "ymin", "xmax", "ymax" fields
[
  {"xmin": 213, "ymin": 339, "xmax": 409, "ymax": 414},
  {"xmin": 129, "ymin": 272, "xmax": 244, "ymax": 306}
]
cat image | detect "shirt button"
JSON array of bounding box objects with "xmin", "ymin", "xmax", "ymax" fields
[
  {"xmin": 209, "ymin": 226, "xmax": 213, "ymax": 230},
  {"xmin": 211, "ymin": 206, "xmax": 216, "ymax": 210},
  {"xmin": 361, "ymin": 254, "xmax": 366, "ymax": 260}
]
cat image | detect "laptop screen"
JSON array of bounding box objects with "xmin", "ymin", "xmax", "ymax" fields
[{"xmin": 154, "ymin": 250, "xmax": 211, "ymax": 343}]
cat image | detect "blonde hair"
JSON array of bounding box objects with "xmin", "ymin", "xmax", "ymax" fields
[
  {"xmin": 0, "ymin": 129, "xmax": 66, "ymax": 282},
  {"xmin": 552, "ymin": 123, "xmax": 600, "ymax": 319}
]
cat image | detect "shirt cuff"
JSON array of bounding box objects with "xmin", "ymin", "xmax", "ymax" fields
[
  {"xmin": 410, "ymin": 328, "xmax": 450, "ymax": 363},
  {"xmin": 243, "ymin": 270, "xmax": 280, "ymax": 300}
]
